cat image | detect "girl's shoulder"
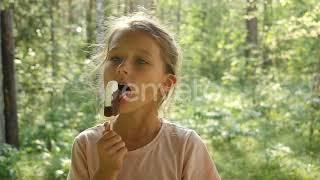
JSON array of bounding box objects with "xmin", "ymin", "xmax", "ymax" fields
[
  {"xmin": 73, "ymin": 123, "xmax": 105, "ymax": 144},
  {"xmin": 161, "ymin": 119, "xmax": 203, "ymax": 147},
  {"xmin": 163, "ymin": 120, "xmax": 211, "ymax": 158},
  {"xmin": 163, "ymin": 120, "xmax": 193, "ymax": 136}
]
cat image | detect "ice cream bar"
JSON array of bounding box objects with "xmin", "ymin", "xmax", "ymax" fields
[
  {"xmin": 104, "ymin": 81, "xmax": 132, "ymax": 130},
  {"xmin": 104, "ymin": 83, "xmax": 131, "ymax": 116},
  {"xmin": 104, "ymin": 90, "xmax": 120, "ymax": 117},
  {"xmin": 104, "ymin": 81, "xmax": 119, "ymax": 130},
  {"xmin": 104, "ymin": 81, "xmax": 118, "ymax": 106}
]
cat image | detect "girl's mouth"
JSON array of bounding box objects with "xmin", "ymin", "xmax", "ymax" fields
[
  {"xmin": 104, "ymin": 82, "xmax": 133, "ymax": 117},
  {"xmin": 118, "ymin": 84, "xmax": 132, "ymax": 93},
  {"xmin": 118, "ymin": 84, "xmax": 135, "ymax": 103}
]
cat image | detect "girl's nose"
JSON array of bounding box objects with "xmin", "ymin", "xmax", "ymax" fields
[{"xmin": 117, "ymin": 58, "xmax": 129, "ymax": 75}]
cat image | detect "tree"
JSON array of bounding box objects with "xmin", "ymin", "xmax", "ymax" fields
[
  {"xmin": 0, "ymin": 9, "xmax": 5, "ymax": 144},
  {"xmin": 86, "ymin": 0, "xmax": 95, "ymax": 47},
  {"xmin": 1, "ymin": 7, "xmax": 18, "ymax": 148},
  {"xmin": 262, "ymin": 0, "xmax": 272, "ymax": 67},
  {"xmin": 49, "ymin": 0, "xmax": 57, "ymax": 78},
  {"xmin": 68, "ymin": 0, "xmax": 74, "ymax": 24},
  {"xmin": 128, "ymin": 0, "xmax": 134, "ymax": 13},
  {"xmin": 176, "ymin": 0, "xmax": 181, "ymax": 35},
  {"xmin": 245, "ymin": 0, "xmax": 258, "ymax": 57},
  {"xmin": 96, "ymin": 0, "xmax": 105, "ymax": 44}
]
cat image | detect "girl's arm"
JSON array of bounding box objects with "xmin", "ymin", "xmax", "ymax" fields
[
  {"xmin": 182, "ymin": 131, "xmax": 221, "ymax": 180},
  {"xmin": 67, "ymin": 136, "xmax": 90, "ymax": 180}
]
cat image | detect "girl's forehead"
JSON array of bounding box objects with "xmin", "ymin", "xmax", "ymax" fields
[
  {"xmin": 109, "ymin": 30, "xmax": 160, "ymax": 51},
  {"xmin": 109, "ymin": 29, "xmax": 131, "ymax": 45}
]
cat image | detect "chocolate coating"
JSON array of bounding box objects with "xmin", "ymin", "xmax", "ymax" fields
[
  {"xmin": 104, "ymin": 84, "xmax": 131, "ymax": 117},
  {"xmin": 104, "ymin": 106, "xmax": 113, "ymax": 117},
  {"xmin": 104, "ymin": 90, "xmax": 120, "ymax": 117}
]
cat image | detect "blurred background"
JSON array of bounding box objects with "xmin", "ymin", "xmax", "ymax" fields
[{"xmin": 1, "ymin": 0, "xmax": 320, "ymax": 179}]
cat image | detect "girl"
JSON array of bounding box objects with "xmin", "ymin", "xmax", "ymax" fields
[{"xmin": 68, "ymin": 13, "xmax": 220, "ymax": 180}]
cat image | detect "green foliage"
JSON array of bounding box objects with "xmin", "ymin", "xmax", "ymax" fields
[
  {"xmin": 163, "ymin": 0, "xmax": 320, "ymax": 179},
  {"xmin": 1, "ymin": 0, "xmax": 320, "ymax": 179},
  {"xmin": 0, "ymin": 144, "xmax": 19, "ymax": 178}
]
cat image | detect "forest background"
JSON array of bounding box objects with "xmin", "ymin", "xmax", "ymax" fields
[{"xmin": 1, "ymin": 0, "xmax": 320, "ymax": 179}]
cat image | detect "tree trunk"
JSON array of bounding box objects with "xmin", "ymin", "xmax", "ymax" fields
[
  {"xmin": 68, "ymin": 0, "xmax": 74, "ymax": 24},
  {"xmin": 176, "ymin": 0, "xmax": 181, "ymax": 36},
  {"xmin": 124, "ymin": 0, "xmax": 127, "ymax": 14},
  {"xmin": 87, "ymin": 0, "xmax": 94, "ymax": 48},
  {"xmin": 96, "ymin": 0, "xmax": 105, "ymax": 44},
  {"xmin": 49, "ymin": 0, "xmax": 57, "ymax": 78},
  {"xmin": 149, "ymin": 0, "xmax": 156, "ymax": 12},
  {"xmin": 123, "ymin": 0, "xmax": 134, "ymax": 14},
  {"xmin": 65, "ymin": 0, "xmax": 73, "ymax": 55},
  {"xmin": 245, "ymin": 0, "xmax": 258, "ymax": 57},
  {"xmin": 262, "ymin": 0, "xmax": 272, "ymax": 67},
  {"xmin": 310, "ymin": 73, "xmax": 320, "ymax": 148},
  {"xmin": 128, "ymin": 0, "xmax": 134, "ymax": 13},
  {"xmin": 0, "ymin": 11, "xmax": 5, "ymax": 144},
  {"xmin": 1, "ymin": 9, "xmax": 19, "ymax": 148},
  {"xmin": 309, "ymin": 38, "xmax": 320, "ymax": 148},
  {"xmin": 117, "ymin": 0, "xmax": 121, "ymax": 14},
  {"xmin": 244, "ymin": 0, "xmax": 258, "ymax": 103}
]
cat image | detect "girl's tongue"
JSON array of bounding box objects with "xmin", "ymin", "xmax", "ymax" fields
[
  {"xmin": 118, "ymin": 84, "xmax": 132, "ymax": 99},
  {"xmin": 118, "ymin": 84, "xmax": 131, "ymax": 94}
]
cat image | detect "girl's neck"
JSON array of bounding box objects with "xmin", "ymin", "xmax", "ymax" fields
[{"xmin": 113, "ymin": 104, "xmax": 161, "ymax": 142}]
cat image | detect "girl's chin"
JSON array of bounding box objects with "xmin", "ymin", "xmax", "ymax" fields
[
  {"xmin": 118, "ymin": 91, "xmax": 159, "ymax": 111},
  {"xmin": 118, "ymin": 98, "xmax": 136, "ymax": 114},
  {"xmin": 119, "ymin": 95, "xmax": 136, "ymax": 105},
  {"xmin": 119, "ymin": 91, "xmax": 137, "ymax": 103},
  {"xmin": 118, "ymin": 105, "xmax": 137, "ymax": 115}
]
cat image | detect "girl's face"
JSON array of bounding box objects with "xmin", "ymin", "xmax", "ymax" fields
[{"xmin": 103, "ymin": 30, "xmax": 175, "ymax": 114}]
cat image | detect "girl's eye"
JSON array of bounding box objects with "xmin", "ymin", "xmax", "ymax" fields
[
  {"xmin": 136, "ymin": 58, "xmax": 148, "ymax": 65},
  {"xmin": 110, "ymin": 56, "xmax": 123, "ymax": 63}
]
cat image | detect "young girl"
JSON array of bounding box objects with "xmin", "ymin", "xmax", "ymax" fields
[{"xmin": 67, "ymin": 13, "xmax": 220, "ymax": 180}]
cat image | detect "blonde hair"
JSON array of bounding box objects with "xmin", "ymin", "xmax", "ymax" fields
[{"xmin": 91, "ymin": 12, "xmax": 181, "ymax": 114}]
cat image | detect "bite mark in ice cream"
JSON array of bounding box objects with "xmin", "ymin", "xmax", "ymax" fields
[{"xmin": 104, "ymin": 82, "xmax": 131, "ymax": 117}]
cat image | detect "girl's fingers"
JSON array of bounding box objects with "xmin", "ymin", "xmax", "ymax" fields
[
  {"xmin": 105, "ymin": 122, "xmax": 110, "ymax": 131},
  {"xmin": 104, "ymin": 135, "xmax": 122, "ymax": 149},
  {"xmin": 99, "ymin": 131, "xmax": 117, "ymax": 142},
  {"xmin": 108, "ymin": 141, "xmax": 126, "ymax": 154},
  {"xmin": 117, "ymin": 146, "xmax": 128, "ymax": 157},
  {"xmin": 98, "ymin": 124, "xmax": 126, "ymax": 155},
  {"xmin": 103, "ymin": 122, "xmax": 110, "ymax": 134}
]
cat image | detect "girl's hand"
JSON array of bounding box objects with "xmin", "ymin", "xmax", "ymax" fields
[{"xmin": 94, "ymin": 122, "xmax": 128, "ymax": 179}]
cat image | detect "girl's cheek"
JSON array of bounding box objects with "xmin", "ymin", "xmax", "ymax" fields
[
  {"xmin": 103, "ymin": 63, "xmax": 116, "ymax": 83},
  {"xmin": 142, "ymin": 85, "xmax": 162, "ymax": 102}
]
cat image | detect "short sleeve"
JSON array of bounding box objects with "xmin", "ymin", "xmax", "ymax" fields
[
  {"xmin": 182, "ymin": 130, "xmax": 221, "ymax": 180},
  {"xmin": 67, "ymin": 136, "xmax": 90, "ymax": 180}
]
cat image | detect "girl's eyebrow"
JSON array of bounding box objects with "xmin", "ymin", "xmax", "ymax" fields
[
  {"xmin": 109, "ymin": 46, "xmax": 119, "ymax": 52},
  {"xmin": 109, "ymin": 47, "xmax": 152, "ymax": 58},
  {"xmin": 136, "ymin": 49, "xmax": 152, "ymax": 58}
]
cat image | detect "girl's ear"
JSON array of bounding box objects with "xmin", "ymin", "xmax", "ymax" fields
[{"xmin": 161, "ymin": 74, "xmax": 177, "ymax": 92}]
